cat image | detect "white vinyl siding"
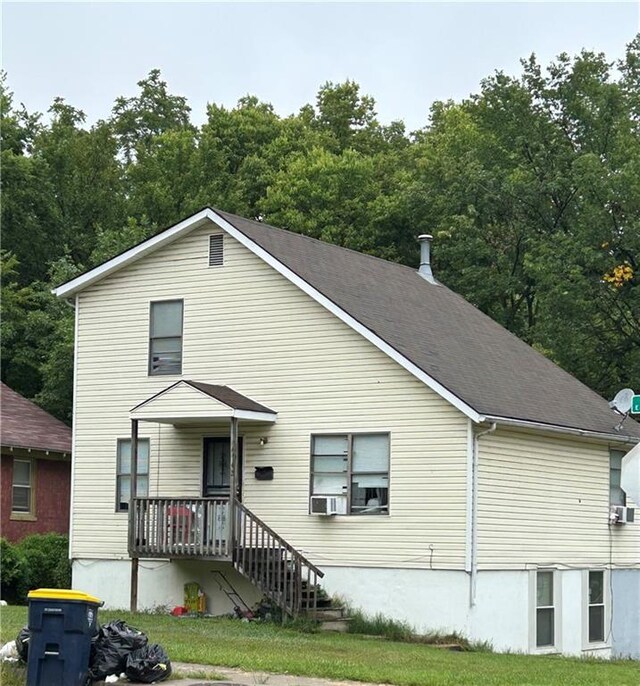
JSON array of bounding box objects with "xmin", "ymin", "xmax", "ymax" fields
[
  {"xmin": 131, "ymin": 383, "xmax": 240, "ymax": 421},
  {"xmin": 477, "ymin": 429, "xmax": 640, "ymax": 569},
  {"xmin": 72, "ymin": 224, "xmax": 469, "ymax": 565}
]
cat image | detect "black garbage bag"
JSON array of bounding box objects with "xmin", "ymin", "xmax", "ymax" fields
[
  {"xmin": 15, "ymin": 626, "xmax": 30, "ymax": 662},
  {"xmin": 89, "ymin": 620, "xmax": 148, "ymax": 680},
  {"xmin": 125, "ymin": 644, "xmax": 172, "ymax": 683}
]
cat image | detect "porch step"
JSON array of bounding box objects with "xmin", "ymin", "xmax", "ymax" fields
[
  {"xmin": 317, "ymin": 617, "xmax": 353, "ymax": 633},
  {"xmin": 310, "ymin": 607, "xmax": 347, "ymax": 621}
]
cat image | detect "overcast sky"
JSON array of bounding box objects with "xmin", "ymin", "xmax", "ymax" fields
[{"xmin": 3, "ymin": 2, "xmax": 639, "ymax": 131}]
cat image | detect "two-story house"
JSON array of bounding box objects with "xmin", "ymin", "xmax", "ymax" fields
[{"xmin": 54, "ymin": 208, "xmax": 640, "ymax": 658}]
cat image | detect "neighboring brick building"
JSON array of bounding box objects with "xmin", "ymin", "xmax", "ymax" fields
[{"xmin": 1, "ymin": 382, "xmax": 71, "ymax": 542}]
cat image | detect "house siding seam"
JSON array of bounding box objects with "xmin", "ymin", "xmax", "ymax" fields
[
  {"xmin": 476, "ymin": 429, "xmax": 639, "ymax": 569},
  {"xmin": 72, "ymin": 223, "xmax": 469, "ymax": 567}
]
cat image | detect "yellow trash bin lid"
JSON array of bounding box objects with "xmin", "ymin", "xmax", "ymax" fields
[{"xmin": 28, "ymin": 588, "xmax": 102, "ymax": 604}]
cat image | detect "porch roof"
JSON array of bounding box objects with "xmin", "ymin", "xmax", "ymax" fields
[{"xmin": 129, "ymin": 380, "xmax": 277, "ymax": 425}]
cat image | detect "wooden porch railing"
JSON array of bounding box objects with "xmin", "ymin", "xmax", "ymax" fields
[
  {"xmin": 129, "ymin": 497, "xmax": 231, "ymax": 558},
  {"xmin": 129, "ymin": 497, "xmax": 325, "ymax": 618},
  {"xmin": 232, "ymin": 500, "xmax": 324, "ymax": 617}
]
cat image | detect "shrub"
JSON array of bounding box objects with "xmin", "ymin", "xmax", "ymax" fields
[
  {"xmin": 15, "ymin": 533, "xmax": 71, "ymax": 600},
  {"xmin": 0, "ymin": 538, "xmax": 29, "ymax": 603}
]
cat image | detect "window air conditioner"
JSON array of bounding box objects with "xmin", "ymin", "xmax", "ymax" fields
[
  {"xmin": 609, "ymin": 505, "xmax": 635, "ymax": 525},
  {"xmin": 310, "ymin": 495, "xmax": 348, "ymax": 516}
]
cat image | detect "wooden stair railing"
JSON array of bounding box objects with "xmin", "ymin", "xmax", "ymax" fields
[{"xmin": 232, "ymin": 499, "xmax": 324, "ymax": 618}]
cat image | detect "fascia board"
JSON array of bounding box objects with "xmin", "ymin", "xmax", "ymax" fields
[
  {"xmin": 53, "ymin": 210, "xmax": 213, "ymax": 298},
  {"xmin": 233, "ymin": 410, "xmax": 278, "ymax": 422}
]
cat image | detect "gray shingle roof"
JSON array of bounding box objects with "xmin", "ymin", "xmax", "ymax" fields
[
  {"xmin": 1, "ymin": 382, "xmax": 72, "ymax": 454},
  {"xmin": 185, "ymin": 381, "xmax": 276, "ymax": 414},
  {"xmin": 217, "ymin": 209, "xmax": 640, "ymax": 440}
]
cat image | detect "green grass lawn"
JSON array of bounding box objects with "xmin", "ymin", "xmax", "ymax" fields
[{"xmin": 1, "ymin": 606, "xmax": 638, "ymax": 686}]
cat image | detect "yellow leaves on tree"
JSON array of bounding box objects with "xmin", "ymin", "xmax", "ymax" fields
[{"xmin": 603, "ymin": 262, "xmax": 634, "ymax": 288}]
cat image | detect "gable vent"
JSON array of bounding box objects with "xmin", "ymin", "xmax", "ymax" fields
[{"xmin": 209, "ymin": 234, "xmax": 224, "ymax": 266}]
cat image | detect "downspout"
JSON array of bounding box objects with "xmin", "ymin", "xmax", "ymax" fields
[
  {"xmin": 470, "ymin": 422, "xmax": 497, "ymax": 607},
  {"xmin": 67, "ymin": 296, "xmax": 78, "ymax": 571}
]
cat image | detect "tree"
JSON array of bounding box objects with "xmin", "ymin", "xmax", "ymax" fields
[
  {"xmin": 111, "ymin": 69, "xmax": 192, "ymax": 162},
  {"xmin": 404, "ymin": 39, "xmax": 640, "ymax": 398},
  {"xmin": 1, "ymin": 76, "xmax": 60, "ymax": 285}
]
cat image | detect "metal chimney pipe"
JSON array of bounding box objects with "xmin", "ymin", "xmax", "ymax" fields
[{"xmin": 418, "ymin": 234, "xmax": 436, "ymax": 284}]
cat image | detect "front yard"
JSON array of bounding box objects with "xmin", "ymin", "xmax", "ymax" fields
[{"xmin": 1, "ymin": 606, "xmax": 638, "ymax": 686}]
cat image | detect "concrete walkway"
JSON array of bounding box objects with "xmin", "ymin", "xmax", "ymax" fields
[{"xmin": 173, "ymin": 661, "xmax": 385, "ymax": 686}]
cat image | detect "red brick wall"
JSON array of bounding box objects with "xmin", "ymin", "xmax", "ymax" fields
[{"xmin": 1, "ymin": 453, "xmax": 71, "ymax": 543}]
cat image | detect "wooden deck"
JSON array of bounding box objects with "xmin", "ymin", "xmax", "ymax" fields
[{"xmin": 129, "ymin": 497, "xmax": 231, "ymax": 559}]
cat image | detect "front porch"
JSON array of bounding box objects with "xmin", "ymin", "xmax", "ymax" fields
[
  {"xmin": 129, "ymin": 495, "xmax": 325, "ymax": 618},
  {"xmin": 126, "ymin": 380, "xmax": 325, "ymax": 618}
]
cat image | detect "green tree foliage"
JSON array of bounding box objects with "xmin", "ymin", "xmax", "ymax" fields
[
  {"xmin": 2, "ymin": 39, "xmax": 639, "ymax": 418},
  {"xmin": 0, "ymin": 535, "xmax": 72, "ymax": 603},
  {"xmin": 0, "ymin": 538, "xmax": 28, "ymax": 603},
  {"xmin": 404, "ymin": 42, "xmax": 640, "ymax": 397},
  {"xmin": 1, "ymin": 77, "xmax": 60, "ymax": 286}
]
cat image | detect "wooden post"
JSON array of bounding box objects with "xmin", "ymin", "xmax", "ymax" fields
[
  {"xmin": 130, "ymin": 557, "xmax": 139, "ymax": 613},
  {"xmin": 229, "ymin": 416, "xmax": 238, "ymax": 554},
  {"xmin": 131, "ymin": 419, "xmax": 139, "ymax": 504},
  {"xmin": 130, "ymin": 419, "xmax": 139, "ymax": 613}
]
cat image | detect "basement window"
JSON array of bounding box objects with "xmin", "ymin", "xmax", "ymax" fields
[
  {"xmin": 310, "ymin": 433, "xmax": 389, "ymax": 515},
  {"xmin": 535, "ymin": 571, "xmax": 555, "ymax": 648},
  {"xmin": 588, "ymin": 571, "xmax": 605, "ymax": 643},
  {"xmin": 149, "ymin": 300, "xmax": 183, "ymax": 375}
]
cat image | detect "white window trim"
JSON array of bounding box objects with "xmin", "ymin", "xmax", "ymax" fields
[
  {"xmin": 148, "ymin": 299, "xmax": 184, "ymax": 376},
  {"xmin": 582, "ymin": 569, "xmax": 611, "ymax": 652},
  {"xmin": 116, "ymin": 438, "xmax": 150, "ymax": 512},
  {"xmin": 609, "ymin": 449, "xmax": 627, "ymax": 507},
  {"xmin": 310, "ymin": 432, "xmax": 390, "ymax": 516},
  {"xmin": 528, "ymin": 569, "xmax": 562, "ymax": 654}
]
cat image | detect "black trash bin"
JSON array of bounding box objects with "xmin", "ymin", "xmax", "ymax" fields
[{"xmin": 26, "ymin": 588, "xmax": 102, "ymax": 686}]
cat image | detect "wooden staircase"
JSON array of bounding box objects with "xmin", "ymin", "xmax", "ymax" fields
[{"xmin": 232, "ymin": 500, "xmax": 349, "ymax": 628}]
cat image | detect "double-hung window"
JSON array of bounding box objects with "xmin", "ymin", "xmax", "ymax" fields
[
  {"xmin": 116, "ymin": 439, "xmax": 149, "ymax": 511},
  {"xmin": 535, "ymin": 571, "xmax": 555, "ymax": 648},
  {"xmin": 149, "ymin": 300, "xmax": 183, "ymax": 375},
  {"xmin": 588, "ymin": 570, "xmax": 605, "ymax": 643},
  {"xmin": 12, "ymin": 458, "xmax": 34, "ymax": 516},
  {"xmin": 609, "ymin": 450, "xmax": 626, "ymax": 506},
  {"xmin": 310, "ymin": 433, "xmax": 389, "ymax": 514}
]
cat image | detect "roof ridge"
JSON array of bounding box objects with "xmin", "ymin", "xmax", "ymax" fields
[{"xmin": 215, "ymin": 208, "xmax": 420, "ymax": 275}]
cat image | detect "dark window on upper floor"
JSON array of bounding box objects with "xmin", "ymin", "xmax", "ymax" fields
[{"xmin": 149, "ymin": 300, "xmax": 183, "ymax": 375}]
